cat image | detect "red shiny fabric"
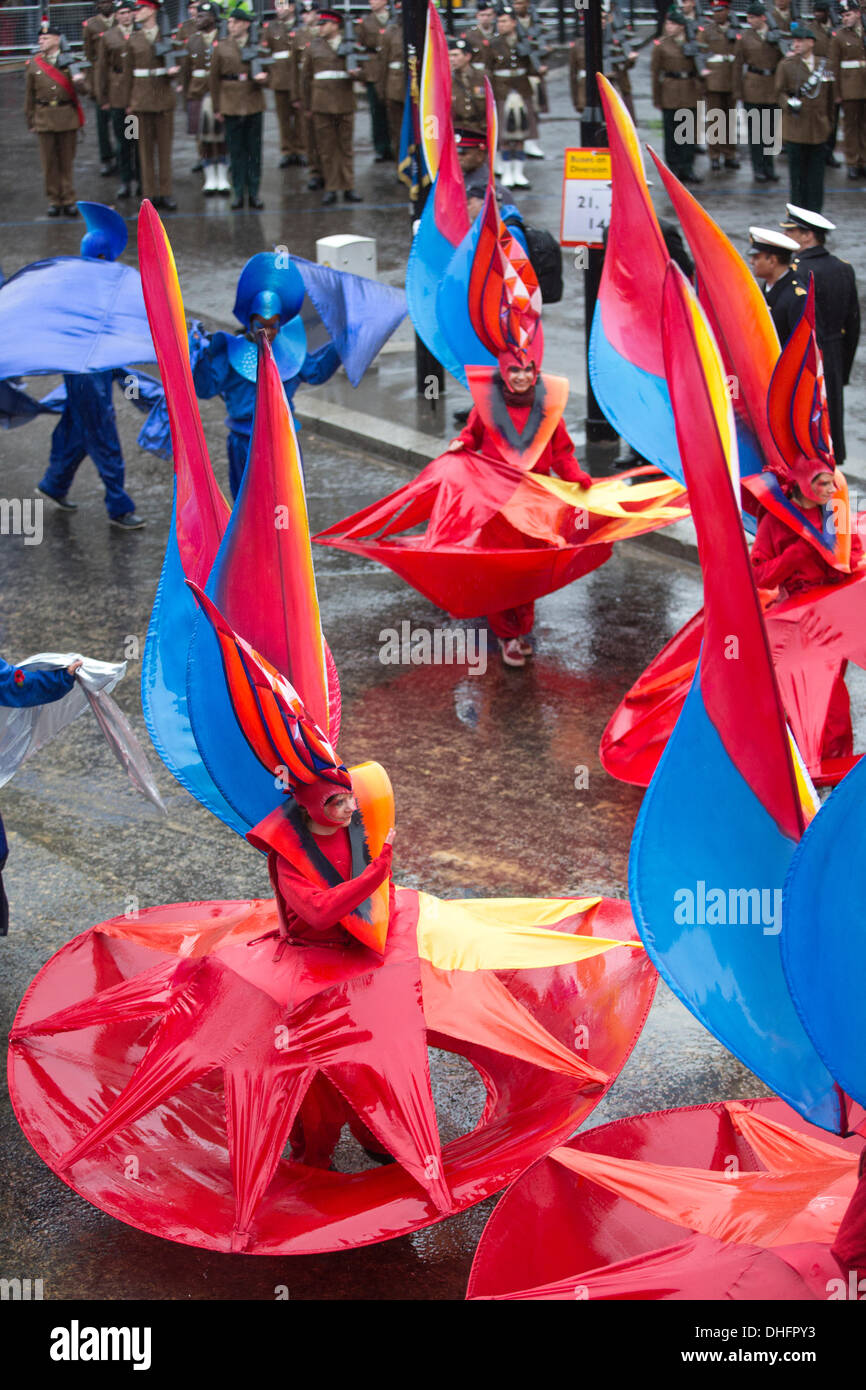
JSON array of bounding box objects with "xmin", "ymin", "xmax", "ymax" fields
[
  {"xmin": 751, "ymin": 508, "xmax": 863, "ymax": 596},
  {"xmin": 467, "ymin": 1098, "xmax": 866, "ymax": 1301},
  {"xmin": 8, "ymin": 891, "xmax": 655, "ymax": 1254}
]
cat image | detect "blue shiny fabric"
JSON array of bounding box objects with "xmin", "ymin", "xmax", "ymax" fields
[
  {"xmin": 0, "ymin": 259, "xmax": 154, "ymax": 377},
  {"xmin": 78, "ymin": 201, "xmax": 128, "ymax": 263},
  {"xmin": 0, "ymin": 658, "xmax": 73, "ymax": 858},
  {"xmin": 405, "ymin": 179, "xmax": 467, "ymax": 387},
  {"xmin": 233, "ymin": 253, "xmax": 305, "ymax": 327},
  {"xmin": 782, "ymin": 756, "xmax": 866, "ymax": 1116},
  {"xmin": 436, "ymin": 212, "xmax": 496, "ymax": 379}
]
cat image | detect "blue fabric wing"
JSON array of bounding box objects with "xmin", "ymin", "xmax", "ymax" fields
[
  {"xmin": 0, "ymin": 258, "xmax": 155, "ymax": 377},
  {"xmin": 437, "ymin": 212, "xmax": 497, "ymax": 376},
  {"xmin": 404, "ymin": 181, "xmax": 468, "ymax": 388},
  {"xmin": 292, "ymin": 255, "xmax": 407, "ymax": 388},
  {"xmin": 781, "ymin": 757, "xmax": 866, "ymax": 1114}
]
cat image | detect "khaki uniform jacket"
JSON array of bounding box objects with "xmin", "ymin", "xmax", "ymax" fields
[
  {"xmin": 812, "ymin": 20, "xmax": 835, "ymax": 61},
  {"xmin": 182, "ymin": 31, "xmax": 217, "ymax": 102},
  {"xmin": 569, "ymin": 37, "xmax": 634, "ymax": 110},
  {"xmin": 451, "ymin": 64, "xmax": 486, "ymax": 133},
  {"xmin": 261, "ymin": 18, "xmax": 297, "ymax": 94},
  {"xmin": 734, "ymin": 27, "xmax": 783, "ymax": 103},
  {"xmin": 377, "ymin": 22, "xmax": 405, "ymax": 103},
  {"xmin": 355, "ymin": 10, "xmax": 390, "ymax": 83},
  {"xmin": 463, "ymin": 25, "xmax": 495, "ymax": 72},
  {"xmin": 82, "ymin": 13, "xmax": 112, "ymax": 98},
  {"xmin": 831, "ymin": 25, "xmax": 866, "ymax": 101},
  {"xmin": 777, "ymin": 55, "xmax": 831, "ymax": 142},
  {"xmin": 175, "ymin": 19, "xmax": 197, "ymax": 43},
  {"xmin": 211, "ymin": 38, "xmax": 268, "ymax": 116},
  {"xmin": 651, "ymin": 34, "xmax": 703, "ymax": 110},
  {"xmin": 97, "ymin": 23, "xmax": 135, "ymax": 108},
  {"xmin": 486, "ymin": 33, "xmax": 535, "ymax": 104},
  {"xmin": 121, "ymin": 30, "xmax": 178, "ymax": 112},
  {"xmin": 25, "ymin": 58, "xmax": 81, "ymax": 131},
  {"xmin": 302, "ymin": 35, "xmax": 356, "ymax": 116},
  {"xmin": 770, "ymin": 5, "xmax": 792, "ymax": 35},
  {"xmin": 701, "ymin": 18, "xmax": 737, "ymax": 93}
]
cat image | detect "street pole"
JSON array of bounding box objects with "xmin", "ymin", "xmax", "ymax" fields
[
  {"xmin": 580, "ymin": 0, "xmax": 618, "ymax": 441},
  {"xmin": 403, "ymin": 0, "xmax": 446, "ymax": 404}
]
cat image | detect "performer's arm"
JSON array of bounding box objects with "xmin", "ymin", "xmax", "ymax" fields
[
  {"xmin": 549, "ymin": 419, "xmax": 592, "ymax": 487},
  {"xmin": 189, "ymin": 327, "xmax": 226, "ymax": 398},
  {"xmin": 299, "ymin": 340, "xmax": 341, "ymax": 386},
  {"xmin": 448, "ymin": 407, "xmax": 483, "ymax": 452},
  {"xmin": 750, "ymin": 519, "xmax": 814, "ymax": 588},
  {"xmin": 274, "ymin": 842, "xmax": 393, "ymax": 931},
  {"xmin": 0, "ymin": 658, "xmax": 79, "ymax": 709}
]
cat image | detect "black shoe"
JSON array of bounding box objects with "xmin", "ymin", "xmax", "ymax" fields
[
  {"xmin": 279, "ymin": 154, "xmax": 291, "ymax": 168},
  {"xmin": 307, "ymin": 175, "xmax": 324, "ymax": 190},
  {"xmin": 288, "ymin": 153, "xmax": 304, "ymax": 166},
  {"xmin": 724, "ymin": 157, "xmax": 741, "ymax": 170},
  {"xmin": 847, "ymin": 167, "xmax": 860, "ymax": 180},
  {"xmin": 321, "ymin": 190, "xmax": 337, "ymax": 205},
  {"xmin": 343, "ymin": 190, "xmax": 363, "ymax": 203},
  {"xmin": 100, "ymin": 160, "xmax": 116, "ymax": 177},
  {"xmin": 63, "ymin": 204, "xmax": 80, "ymax": 217},
  {"xmin": 710, "ymin": 156, "xmax": 721, "ymax": 171},
  {"xmin": 230, "ymin": 197, "xmax": 245, "ymax": 210},
  {"xmin": 766, "ymin": 171, "xmax": 780, "ymax": 182},
  {"xmin": 826, "ymin": 153, "xmax": 840, "ymax": 167},
  {"xmin": 109, "ymin": 512, "xmax": 145, "ymax": 530},
  {"xmin": 36, "ymin": 485, "xmax": 76, "ymax": 511},
  {"xmin": 681, "ymin": 172, "xmax": 703, "ymax": 184},
  {"xmin": 191, "ymin": 160, "xmax": 204, "ymax": 173},
  {"xmin": 695, "ymin": 145, "xmax": 708, "ymax": 156},
  {"xmin": 134, "ymin": 183, "xmax": 142, "ymax": 197},
  {"xmin": 116, "ymin": 183, "xmax": 132, "ymax": 200},
  {"xmin": 361, "ymin": 1146, "xmax": 396, "ymax": 1165},
  {"xmin": 754, "ymin": 170, "xmax": 769, "ymax": 182},
  {"xmin": 47, "ymin": 204, "xmax": 61, "ymax": 217},
  {"xmin": 248, "ymin": 195, "xmax": 265, "ymax": 209},
  {"xmin": 158, "ymin": 197, "xmax": 178, "ymax": 211},
  {"xmin": 374, "ymin": 151, "xmax": 393, "ymax": 163}
]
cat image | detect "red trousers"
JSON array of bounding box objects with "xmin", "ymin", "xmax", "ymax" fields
[
  {"xmin": 289, "ymin": 1073, "xmax": 386, "ymax": 1167},
  {"xmin": 488, "ymin": 602, "xmax": 535, "ymax": 640},
  {"xmin": 822, "ymin": 664, "xmax": 853, "ymax": 762}
]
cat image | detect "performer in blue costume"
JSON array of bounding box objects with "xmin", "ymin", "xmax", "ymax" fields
[
  {"xmin": 36, "ymin": 203, "xmax": 144, "ymax": 531},
  {"xmin": 189, "ymin": 252, "xmax": 340, "ymax": 499},
  {"xmin": 0, "ymin": 655, "xmax": 81, "ymax": 935}
]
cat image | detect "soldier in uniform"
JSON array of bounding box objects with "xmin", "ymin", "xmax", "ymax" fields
[
  {"xmin": 651, "ymin": 9, "xmax": 704, "ymax": 183},
  {"xmin": 464, "ymin": 1, "xmax": 497, "ymax": 74},
  {"xmin": 780, "ymin": 204, "xmax": 860, "ymax": 464},
  {"xmin": 122, "ymin": 0, "xmax": 180, "ymax": 210},
  {"xmin": 356, "ymin": 0, "xmax": 392, "ymax": 162},
  {"xmin": 812, "ymin": 1, "xmax": 841, "ymax": 168},
  {"xmin": 25, "ymin": 18, "xmax": 86, "ymax": 217},
  {"xmin": 510, "ymin": 0, "xmax": 550, "ymax": 157},
  {"xmin": 302, "ymin": 8, "xmax": 363, "ymax": 205},
  {"xmin": 487, "ymin": 3, "xmax": 538, "ymax": 189},
  {"xmin": 262, "ymin": 0, "xmax": 304, "ymax": 168},
  {"xmin": 82, "ymin": 0, "xmax": 117, "ymax": 174},
  {"xmin": 297, "ymin": 0, "xmax": 324, "ymax": 189},
  {"xmin": 831, "ymin": 0, "xmax": 866, "ymax": 177},
  {"xmin": 770, "ymin": 0, "xmax": 792, "ymax": 34},
  {"xmin": 175, "ymin": 0, "xmax": 199, "ymax": 44},
  {"xmin": 734, "ymin": 0, "xmax": 784, "ymax": 182},
  {"xmin": 182, "ymin": 0, "xmax": 229, "ymax": 194},
  {"xmin": 776, "ymin": 23, "xmax": 831, "ymax": 212},
  {"xmin": 702, "ymin": 0, "xmax": 741, "ymax": 169},
  {"xmin": 449, "ymin": 37, "xmax": 487, "ymax": 176},
  {"xmin": 747, "ymin": 225, "xmax": 805, "ymax": 341},
  {"xmin": 569, "ymin": 14, "xmax": 637, "ymax": 123},
  {"xmin": 377, "ymin": 12, "xmax": 406, "ymax": 165},
  {"xmin": 211, "ymin": 1, "xmax": 270, "ymax": 209},
  {"xmin": 98, "ymin": 0, "xmax": 140, "ymax": 199}
]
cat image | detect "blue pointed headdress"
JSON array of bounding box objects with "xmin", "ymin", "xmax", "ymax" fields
[
  {"xmin": 232, "ymin": 253, "xmax": 306, "ymax": 329},
  {"xmin": 78, "ymin": 202, "xmax": 128, "ymax": 263}
]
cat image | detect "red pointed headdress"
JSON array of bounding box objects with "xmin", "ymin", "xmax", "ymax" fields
[
  {"xmin": 467, "ymin": 188, "xmax": 544, "ymax": 373},
  {"xmin": 766, "ymin": 279, "xmax": 835, "ymax": 501}
]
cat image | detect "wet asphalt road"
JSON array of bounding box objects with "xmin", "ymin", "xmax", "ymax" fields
[{"xmin": 1, "ymin": 39, "xmax": 865, "ymax": 1301}]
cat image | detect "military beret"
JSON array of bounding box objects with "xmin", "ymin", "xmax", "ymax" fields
[
  {"xmin": 746, "ymin": 1, "xmax": 766, "ymax": 13},
  {"xmin": 790, "ymin": 21, "xmax": 815, "ymax": 38},
  {"xmin": 667, "ymin": 8, "xmax": 687, "ymax": 24}
]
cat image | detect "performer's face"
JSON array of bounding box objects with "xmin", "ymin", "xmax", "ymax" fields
[
  {"xmin": 321, "ymin": 793, "xmax": 356, "ymax": 827},
  {"xmin": 505, "ymin": 364, "xmax": 536, "ymax": 393},
  {"xmin": 810, "ymin": 473, "xmax": 835, "ymax": 503},
  {"xmin": 249, "ymin": 313, "xmax": 281, "ymax": 343}
]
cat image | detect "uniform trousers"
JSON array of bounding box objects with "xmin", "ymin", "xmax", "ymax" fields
[
  {"xmin": 313, "ymin": 110, "xmax": 353, "ymax": 190},
  {"xmin": 744, "ymin": 101, "xmax": 778, "ymax": 176},
  {"xmin": 663, "ymin": 105, "xmax": 696, "ymax": 178},
  {"xmin": 841, "ymin": 98, "xmax": 866, "ymax": 168},
  {"xmin": 110, "ymin": 107, "xmax": 140, "ymax": 186},
  {"xmin": 274, "ymin": 88, "xmax": 302, "ymax": 156},
  {"xmin": 386, "ymin": 98, "xmax": 402, "ymax": 163},
  {"xmin": 136, "ymin": 108, "xmax": 174, "ymax": 198},
  {"xmin": 365, "ymin": 81, "xmax": 392, "ymax": 157},
  {"xmin": 705, "ymin": 90, "xmax": 736, "ymax": 158},
  {"xmin": 95, "ymin": 101, "xmax": 115, "ymax": 162},
  {"xmin": 223, "ymin": 111, "xmax": 262, "ymax": 198},
  {"xmin": 786, "ymin": 140, "xmax": 825, "ymax": 212},
  {"xmin": 37, "ymin": 129, "xmax": 77, "ymax": 205}
]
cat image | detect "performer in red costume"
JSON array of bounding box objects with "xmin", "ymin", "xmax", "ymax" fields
[
  {"xmin": 833, "ymin": 1148, "xmax": 866, "ymax": 1284},
  {"xmin": 751, "ymin": 454, "xmax": 864, "ymax": 760},
  {"xmin": 448, "ymin": 350, "xmax": 592, "ymax": 667}
]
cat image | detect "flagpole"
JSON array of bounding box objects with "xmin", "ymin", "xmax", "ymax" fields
[
  {"xmin": 581, "ymin": 0, "xmax": 618, "ymax": 442},
  {"xmin": 403, "ymin": 0, "xmax": 446, "ymax": 406}
]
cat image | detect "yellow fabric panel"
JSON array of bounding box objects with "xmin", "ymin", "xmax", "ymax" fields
[
  {"xmin": 415, "ymin": 892, "xmax": 643, "ymax": 972},
  {"xmin": 533, "ymin": 472, "xmax": 688, "ymax": 524}
]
